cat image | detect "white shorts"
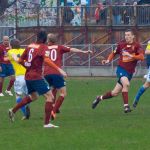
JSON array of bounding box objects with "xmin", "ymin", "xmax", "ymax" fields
[
  {"xmin": 146, "ymin": 67, "xmax": 150, "ymax": 82},
  {"xmin": 14, "ymin": 75, "xmax": 28, "ymax": 95}
]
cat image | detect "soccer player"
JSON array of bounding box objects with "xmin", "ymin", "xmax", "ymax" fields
[
  {"xmin": 133, "ymin": 40, "xmax": 150, "ymax": 108},
  {"xmin": 8, "ymin": 30, "xmax": 67, "ymax": 128},
  {"xmin": 5, "ymin": 39, "xmax": 30, "ymax": 120},
  {"xmin": 0, "ymin": 36, "xmax": 15, "ymax": 96},
  {"xmin": 44, "ymin": 33, "xmax": 92, "ymax": 119},
  {"xmin": 92, "ymin": 29, "xmax": 144, "ymax": 113}
]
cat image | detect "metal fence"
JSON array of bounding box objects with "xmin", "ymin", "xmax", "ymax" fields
[
  {"xmin": 0, "ymin": 5, "xmax": 150, "ymax": 27},
  {"xmin": 63, "ymin": 44, "xmax": 147, "ymax": 66}
]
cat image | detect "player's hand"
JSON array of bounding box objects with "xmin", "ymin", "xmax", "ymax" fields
[
  {"xmin": 0, "ymin": 66, "xmax": 2, "ymax": 72},
  {"xmin": 83, "ymin": 50, "xmax": 93, "ymax": 54},
  {"xmin": 58, "ymin": 68, "xmax": 67, "ymax": 78},
  {"xmin": 101, "ymin": 59, "xmax": 110, "ymax": 65},
  {"xmin": 12, "ymin": 54, "xmax": 19, "ymax": 61}
]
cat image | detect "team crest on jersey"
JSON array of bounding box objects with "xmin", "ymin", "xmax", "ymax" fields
[{"xmin": 45, "ymin": 51, "xmax": 50, "ymax": 57}]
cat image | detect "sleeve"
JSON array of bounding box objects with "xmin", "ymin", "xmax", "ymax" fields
[
  {"xmin": 60, "ymin": 45, "xmax": 71, "ymax": 53},
  {"xmin": 146, "ymin": 44, "xmax": 150, "ymax": 51},
  {"xmin": 20, "ymin": 48, "xmax": 28, "ymax": 60},
  {"xmin": 7, "ymin": 51, "xmax": 13, "ymax": 61}
]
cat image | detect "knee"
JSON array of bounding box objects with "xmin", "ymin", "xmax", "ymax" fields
[
  {"xmin": 60, "ymin": 91, "xmax": 67, "ymax": 97},
  {"xmin": 111, "ymin": 92, "xmax": 119, "ymax": 97},
  {"xmin": 123, "ymin": 82, "xmax": 130, "ymax": 88},
  {"xmin": 45, "ymin": 92, "xmax": 53, "ymax": 102}
]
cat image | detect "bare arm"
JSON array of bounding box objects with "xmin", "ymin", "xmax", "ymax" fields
[{"xmin": 70, "ymin": 48, "xmax": 92, "ymax": 54}]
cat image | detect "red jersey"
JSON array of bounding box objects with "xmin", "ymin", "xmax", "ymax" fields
[
  {"xmin": 0, "ymin": 44, "xmax": 11, "ymax": 64},
  {"xmin": 44, "ymin": 45, "xmax": 70, "ymax": 76},
  {"xmin": 21, "ymin": 43, "xmax": 49, "ymax": 80},
  {"xmin": 114, "ymin": 40, "xmax": 144, "ymax": 73}
]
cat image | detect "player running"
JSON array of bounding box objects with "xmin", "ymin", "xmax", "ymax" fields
[
  {"xmin": 0, "ymin": 36, "xmax": 15, "ymax": 96},
  {"xmin": 133, "ymin": 40, "xmax": 150, "ymax": 108},
  {"xmin": 8, "ymin": 30, "xmax": 67, "ymax": 128},
  {"xmin": 5, "ymin": 39, "xmax": 30, "ymax": 120},
  {"xmin": 92, "ymin": 29, "xmax": 144, "ymax": 113},
  {"xmin": 44, "ymin": 33, "xmax": 92, "ymax": 119}
]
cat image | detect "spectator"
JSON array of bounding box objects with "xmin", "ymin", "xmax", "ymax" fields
[
  {"xmin": 63, "ymin": 7, "xmax": 74, "ymax": 25},
  {"xmin": 94, "ymin": 3, "xmax": 104, "ymax": 24}
]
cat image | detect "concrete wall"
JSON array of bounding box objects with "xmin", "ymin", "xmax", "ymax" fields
[{"xmin": 64, "ymin": 66, "xmax": 147, "ymax": 77}]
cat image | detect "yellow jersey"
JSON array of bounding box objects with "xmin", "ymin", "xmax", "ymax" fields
[
  {"xmin": 7, "ymin": 48, "xmax": 26, "ymax": 76},
  {"xmin": 146, "ymin": 42, "xmax": 150, "ymax": 51}
]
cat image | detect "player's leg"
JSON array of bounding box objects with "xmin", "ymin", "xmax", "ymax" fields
[
  {"xmin": 92, "ymin": 82, "xmax": 122, "ymax": 109},
  {"xmin": 0, "ymin": 64, "xmax": 6, "ymax": 96},
  {"xmin": 8, "ymin": 80, "xmax": 38, "ymax": 122},
  {"xmin": 14, "ymin": 76, "xmax": 30, "ymax": 119},
  {"xmin": 120, "ymin": 76, "xmax": 132, "ymax": 113},
  {"xmin": 133, "ymin": 81, "xmax": 150, "ymax": 108},
  {"xmin": 52, "ymin": 88, "xmax": 57, "ymax": 103},
  {"xmin": 5, "ymin": 64, "xmax": 15, "ymax": 96},
  {"xmin": 0, "ymin": 77, "xmax": 4, "ymax": 96},
  {"xmin": 51, "ymin": 86, "xmax": 66, "ymax": 119},
  {"xmin": 5, "ymin": 75, "xmax": 15, "ymax": 96},
  {"xmin": 16, "ymin": 94, "xmax": 27, "ymax": 119},
  {"xmin": 133, "ymin": 68, "xmax": 150, "ymax": 107},
  {"xmin": 43, "ymin": 91, "xmax": 59, "ymax": 128}
]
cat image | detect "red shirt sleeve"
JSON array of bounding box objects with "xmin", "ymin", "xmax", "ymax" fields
[{"xmin": 59, "ymin": 45, "xmax": 70, "ymax": 54}]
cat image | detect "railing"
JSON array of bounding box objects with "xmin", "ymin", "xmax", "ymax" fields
[
  {"xmin": 63, "ymin": 44, "xmax": 147, "ymax": 67},
  {"xmin": 1, "ymin": 5, "xmax": 150, "ymax": 27}
]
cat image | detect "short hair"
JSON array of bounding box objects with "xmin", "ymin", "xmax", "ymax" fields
[
  {"xmin": 47, "ymin": 33, "xmax": 57, "ymax": 43},
  {"xmin": 37, "ymin": 29, "xmax": 47, "ymax": 43},
  {"xmin": 10, "ymin": 39, "xmax": 20, "ymax": 49},
  {"xmin": 125, "ymin": 29, "xmax": 134, "ymax": 35}
]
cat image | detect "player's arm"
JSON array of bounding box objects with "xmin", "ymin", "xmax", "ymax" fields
[
  {"xmin": 102, "ymin": 52, "xmax": 116, "ymax": 65},
  {"xmin": 70, "ymin": 48, "xmax": 92, "ymax": 54},
  {"xmin": 44, "ymin": 57, "xmax": 67, "ymax": 77},
  {"xmin": 122, "ymin": 51, "xmax": 144, "ymax": 61}
]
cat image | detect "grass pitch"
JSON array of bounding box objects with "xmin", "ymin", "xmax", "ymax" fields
[{"xmin": 0, "ymin": 77, "xmax": 150, "ymax": 150}]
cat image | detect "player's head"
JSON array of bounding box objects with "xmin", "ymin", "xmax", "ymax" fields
[
  {"xmin": 10, "ymin": 39, "xmax": 20, "ymax": 49},
  {"xmin": 124, "ymin": 29, "xmax": 135, "ymax": 43},
  {"xmin": 47, "ymin": 33, "xmax": 57, "ymax": 44},
  {"xmin": 37, "ymin": 29, "xmax": 47, "ymax": 44},
  {"xmin": 3, "ymin": 36, "xmax": 10, "ymax": 46}
]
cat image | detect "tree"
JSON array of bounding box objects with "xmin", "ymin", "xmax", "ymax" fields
[{"xmin": 0, "ymin": 0, "xmax": 17, "ymax": 16}]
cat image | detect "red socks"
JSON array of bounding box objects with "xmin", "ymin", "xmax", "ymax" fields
[
  {"xmin": 102, "ymin": 91, "xmax": 113, "ymax": 100},
  {"xmin": 53, "ymin": 96, "xmax": 64, "ymax": 113},
  {"xmin": 7, "ymin": 78, "xmax": 15, "ymax": 91},
  {"xmin": 45, "ymin": 101, "xmax": 53, "ymax": 125},
  {"xmin": 52, "ymin": 88, "xmax": 57, "ymax": 103},
  {"xmin": 12, "ymin": 96, "xmax": 32, "ymax": 113},
  {"xmin": 122, "ymin": 92, "xmax": 128, "ymax": 105}
]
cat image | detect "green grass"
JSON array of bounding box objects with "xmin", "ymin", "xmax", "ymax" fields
[{"xmin": 0, "ymin": 77, "xmax": 150, "ymax": 150}]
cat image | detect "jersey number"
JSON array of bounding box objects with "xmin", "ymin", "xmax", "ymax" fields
[
  {"xmin": 50, "ymin": 49, "xmax": 57, "ymax": 61},
  {"xmin": 28, "ymin": 48, "xmax": 34, "ymax": 62}
]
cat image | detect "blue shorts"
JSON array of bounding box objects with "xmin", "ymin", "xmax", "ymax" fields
[
  {"xmin": 116, "ymin": 66, "xmax": 133, "ymax": 85},
  {"xmin": 26, "ymin": 79, "xmax": 50, "ymax": 95},
  {"xmin": 0, "ymin": 63, "xmax": 14, "ymax": 77},
  {"xmin": 44, "ymin": 74, "xmax": 66, "ymax": 89}
]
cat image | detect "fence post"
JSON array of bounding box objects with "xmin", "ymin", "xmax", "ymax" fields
[
  {"xmin": 88, "ymin": 44, "xmax": 91, "ymax": 76},
  {"xmin": 111, "ymin": 45, "xmax": 114, "ymax": 76}
]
